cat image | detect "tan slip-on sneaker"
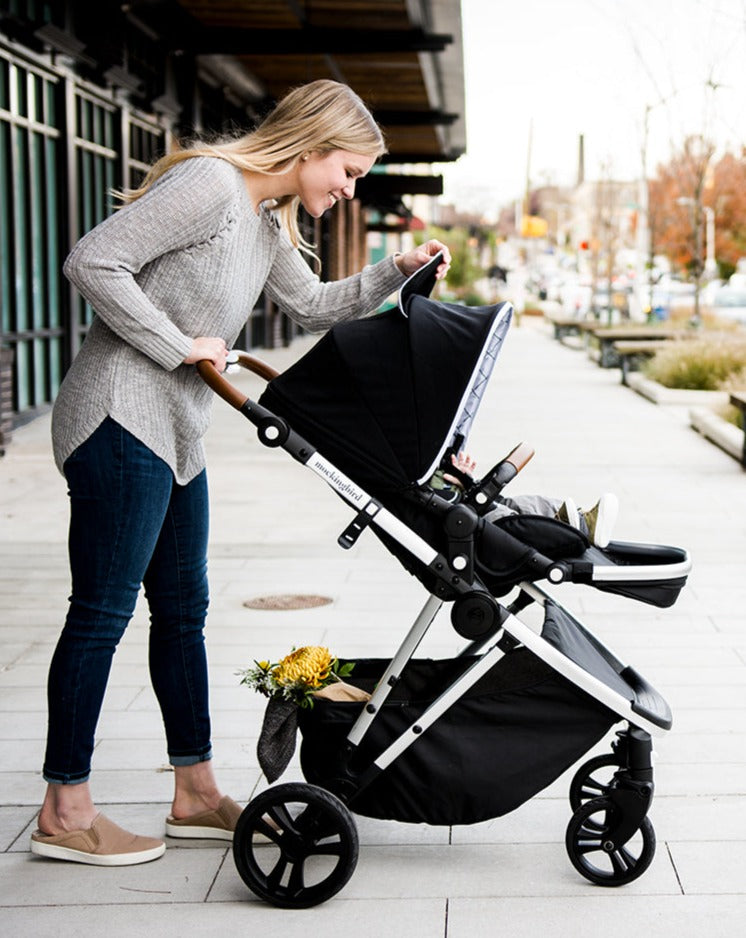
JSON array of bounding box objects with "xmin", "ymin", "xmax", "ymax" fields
[
  {"xmin": 165, "ymin": 795, "xmax": 242, "ymax": 841},
  {"xmin": 30, "ymin": 813, "xmax": 165, "ymax": 866}
]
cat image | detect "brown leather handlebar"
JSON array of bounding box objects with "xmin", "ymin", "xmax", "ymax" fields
[
  {"xmin": 196, "ymin": 351, "xmax": 279, "ymax": 411},
  {"xmin": 503, "ymin": 440, "xmax": 535, "ymax": 474}
]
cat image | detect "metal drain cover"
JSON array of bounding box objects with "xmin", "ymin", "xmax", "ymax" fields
[{"xmin": 243, "ymin": 593, "xmax": 333, "ymax": 611}]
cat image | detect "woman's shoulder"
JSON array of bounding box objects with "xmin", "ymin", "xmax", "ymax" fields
[{"xmin": 151, "ymin": 155, "xmax": 244, "ymax": 200}]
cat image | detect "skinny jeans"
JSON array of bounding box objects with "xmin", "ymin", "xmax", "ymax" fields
[{"xmin": 43, "ymin": 417, "xmax": 212, "ymax": 784}]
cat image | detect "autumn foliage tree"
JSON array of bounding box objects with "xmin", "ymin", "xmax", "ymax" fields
[
  {"xmin": 648, "ymin": 137, "xmax": 746, "ymax": 280},
  {"xmin": 711, "ymin": 150, "xmax": 746, "ymax": 277}
]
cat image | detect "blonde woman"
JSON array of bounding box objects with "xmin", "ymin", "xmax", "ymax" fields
[{"xmin": 32, "ymin": 79, "xmax": 450, "ymax": 866}]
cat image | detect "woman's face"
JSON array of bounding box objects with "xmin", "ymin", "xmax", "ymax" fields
[{"xmin": 296, "ymin": 149, "xmax": 375, "ymax": 217}]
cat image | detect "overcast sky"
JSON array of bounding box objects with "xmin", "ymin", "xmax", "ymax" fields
[{"xmin": 440, "ymin": 0, "xmax": 746, "ymax": 217}]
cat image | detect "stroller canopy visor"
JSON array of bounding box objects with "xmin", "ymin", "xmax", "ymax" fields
[{"xmin": 260, "ymin": 257, "xmax": 513, "ymax": 494}]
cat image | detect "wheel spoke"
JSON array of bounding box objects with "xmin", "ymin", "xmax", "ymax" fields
[
  {"xmin": 580, "ymin": 819, "xmax": 606, "ymax": 840},
  {"xmin": 309, "ymin": 839, "xmax": 344, "ymax": 857},
  {"xmin": 577, "ymin": 838, "xmax": 603, "ymax": 855},
  {"xmin": 610, "ymin": 845, "xmax": 636, "ymax": 875},
  {"xmin": 269, "ymin": 804, "xmax": 297, "ymax": 835},
  {"xmin": 297, "ymin": 805, "xmax": 340, "ymax": 841},
  {"xmin": 267, "ymin": 854, "xmax": 289, "ymax": 891},
  {"xmin": 581, "ymin": 778, "xmax": 607, "ymax": 798},
  {"xmin": 287, "ymin": 858, "xmax": 306, "ymax": 897},
  {"xmin": 255, "ymin": 816, "xmax": 282, "ymax": 843}
]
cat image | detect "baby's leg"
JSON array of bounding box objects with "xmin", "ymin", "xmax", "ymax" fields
[
  {"xmin": 499, "ymin": 494, "xmax": 563, "ymax": 517},
  {"xmin": 482, "ymin": 493, "xmax": 562, "ymax": 523}
]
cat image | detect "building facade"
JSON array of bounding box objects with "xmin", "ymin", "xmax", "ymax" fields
[{"xmin": 0, "ymin": 0, "xmax": 465, "ymax": 448}]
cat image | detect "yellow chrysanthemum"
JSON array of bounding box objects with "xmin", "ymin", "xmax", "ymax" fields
[{"xmin": 273, "ymin": 646, "xmax": 332, "ymax": 689}]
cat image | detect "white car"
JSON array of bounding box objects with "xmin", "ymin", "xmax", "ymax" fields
[{"xmin": 710, "ymin": 286, "xmax": 746, "ymax": 325}]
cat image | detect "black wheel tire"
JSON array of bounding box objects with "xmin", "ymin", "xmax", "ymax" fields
[
  {"xmin": 565, "ymin": 796, "xmax": 656, "ymax": 886},
  {"xmin": 569, "ymin": 753, "xmax": 622, "ymax": 814},
  {"xmin": 232, "ymin": 782, "xmax": 359, "ymax": 908}
]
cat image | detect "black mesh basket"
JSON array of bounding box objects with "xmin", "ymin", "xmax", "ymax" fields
[{"xmin": 298, "ymin": 650, "xmax": 618, "ymax": 826}]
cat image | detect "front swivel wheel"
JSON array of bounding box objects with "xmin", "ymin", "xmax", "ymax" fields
[
  {"xmin": 233, "ymin": 782, "xmax": 359, "ymax": 908},
  {"xmin": 565, "ymin": 796, "xmax": 656, "ymax": 886},
  {"xmin": 569, "ymin": 753, "xmax": 622, "ymax": 814}
]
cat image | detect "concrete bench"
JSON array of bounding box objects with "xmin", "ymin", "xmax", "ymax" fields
[
  {"xmin": 728, "ymin": 392, "xmax": 746, "ymax": 467},
  {"xmin": 591, "ymin": 327, "xmax": 691, "ymax": 368},
  {"xmin": 612, "ymin": 339, "xmax": 673, "ymax": 385},
  {"xmin": 545, "ymin": 317, "xmax": 585, "ymax": 341}
]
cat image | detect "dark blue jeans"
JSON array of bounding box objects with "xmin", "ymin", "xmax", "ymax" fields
[{"xmin": 43, "ymin": 417, "xmax": 213, "ymax": 784}]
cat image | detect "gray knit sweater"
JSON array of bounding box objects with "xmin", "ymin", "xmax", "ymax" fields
[{"xmin": 52, "ymin": 156, "xmax": 406, "ymax": 483}]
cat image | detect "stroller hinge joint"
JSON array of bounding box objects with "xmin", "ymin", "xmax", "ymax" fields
[
  {"xmin": 497, "ymin": 630, "xmax": 520, "ymax": 653},
  {"xmin": 444, "ymin": 504, "xmax": 478, "ymax": 582}
]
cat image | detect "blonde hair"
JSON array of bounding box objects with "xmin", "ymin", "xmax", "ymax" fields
[{"xmin": 118, "ymin": 80, "xmax": 386, "ymax": 251}]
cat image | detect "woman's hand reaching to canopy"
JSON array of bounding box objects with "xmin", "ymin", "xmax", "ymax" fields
[{"xmin": 394, "ymin": 239, "xmax": 451, "ymax": 280}]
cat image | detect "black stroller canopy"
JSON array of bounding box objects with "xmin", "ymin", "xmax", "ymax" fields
[{"xmin": 260, "ymin": 262, "xmax": 513, "ymax": 494}]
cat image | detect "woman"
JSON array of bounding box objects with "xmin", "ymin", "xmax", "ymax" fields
[{"xmin": 31, "ymin": 79, "xmax": 451, "ymax": 866}]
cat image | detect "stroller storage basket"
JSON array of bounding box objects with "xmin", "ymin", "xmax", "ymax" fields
[{"xmin": 298, "ymin": 652, "xmax": 617, "ymax": 826}]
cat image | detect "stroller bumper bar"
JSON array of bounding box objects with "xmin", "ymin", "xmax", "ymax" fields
[{"xmin": 549, "ymin": 551, "xmax": 691, "ymax": 585}]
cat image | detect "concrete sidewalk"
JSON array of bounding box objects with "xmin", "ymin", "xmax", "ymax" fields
[{"xmin": 1, "ymin": 316, "xmax": 745, "ymax": 936}]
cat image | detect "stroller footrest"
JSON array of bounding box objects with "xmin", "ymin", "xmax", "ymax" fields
[{"xmin": 622, "ymin": 665, "xmax": 673, "ymax": 731}]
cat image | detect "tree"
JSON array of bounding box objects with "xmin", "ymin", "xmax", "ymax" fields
[
  {"xmin": 649, "ymin": 138, "xmax": 746, "ymax": 280},
  {"xmin": 710, "ymin": 149, "xmax": 746, "ymax": 279},
  {"xmin": 425, "ymin": 224, "xmax": 484, "ymax": 297}
]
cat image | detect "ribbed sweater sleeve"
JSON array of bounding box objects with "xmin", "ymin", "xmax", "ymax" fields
[{"xmin": 265, "ymin": 233, "xmax": 405, "ymax": 330}]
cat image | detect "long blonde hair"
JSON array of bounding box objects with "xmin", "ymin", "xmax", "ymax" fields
[{"xmin": 119, "ymin": 80, "xmax": 386, "ymax": 250}]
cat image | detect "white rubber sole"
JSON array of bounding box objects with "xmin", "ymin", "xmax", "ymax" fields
[
  {"xmin": 30, "ymin": 837, "xmax": 165, "ymax": 866},
  {"xmin": 165, "ymin": 821, "xmax": 233, "ymax": 841}
]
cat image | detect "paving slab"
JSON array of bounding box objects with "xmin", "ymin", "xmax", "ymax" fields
[{"xmin": 1, "ymin": 316, "xmax": 745, "ymax": 932}]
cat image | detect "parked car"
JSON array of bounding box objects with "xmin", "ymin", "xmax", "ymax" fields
[{"xmin": 709, "ymin": 286, "xmax": 746, "ymax": 325}]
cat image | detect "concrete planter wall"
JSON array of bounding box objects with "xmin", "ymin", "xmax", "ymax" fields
[
  {"xmin": 626, "ymin": 371, "xmax": 730, "ymax": 407},
  {"xmin": 689, "ymin": 406, "xmax": 743, "ymax": 463}
]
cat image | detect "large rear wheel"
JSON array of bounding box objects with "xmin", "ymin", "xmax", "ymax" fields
[{"xmin": 232, "ymin": 782, "xmax": 359, "ymax": 908}]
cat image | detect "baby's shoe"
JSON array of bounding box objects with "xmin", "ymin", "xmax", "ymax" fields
[
  {"xmin": 582, "ymin": 493, "xmax": 619, "ymax": 548},
  {"xmin": 555, "ymin": 497, "xmax": 580, "ymax": 530}
]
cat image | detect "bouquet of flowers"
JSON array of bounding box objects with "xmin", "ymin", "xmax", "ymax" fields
[{"xmin": 238, "ymin": 645, "xmax": 362, "ymax": 710}]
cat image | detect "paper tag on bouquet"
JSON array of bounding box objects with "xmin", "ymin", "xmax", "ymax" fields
[{"xmin": 313, "ymin": 681, "xmax": 371, "ymax": 703}]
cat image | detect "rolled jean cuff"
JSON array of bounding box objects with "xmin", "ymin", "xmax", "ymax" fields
[
  {"xmin": 42, "ymin": 768, "xmax": 90, "ymax": 786},
  {"xmin": 169, "ymin": 746, "xmax": 213, "ymax": 767}
]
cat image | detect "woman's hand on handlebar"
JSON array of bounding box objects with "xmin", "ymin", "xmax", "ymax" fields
[{"xmin": 184, "ymin": 336, "xmax": 229, "ymax": 372}]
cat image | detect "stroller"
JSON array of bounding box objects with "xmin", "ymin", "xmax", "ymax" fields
[{"xmin": 199, "ymin": 254, "xmax": 691, "ymax": 908}]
